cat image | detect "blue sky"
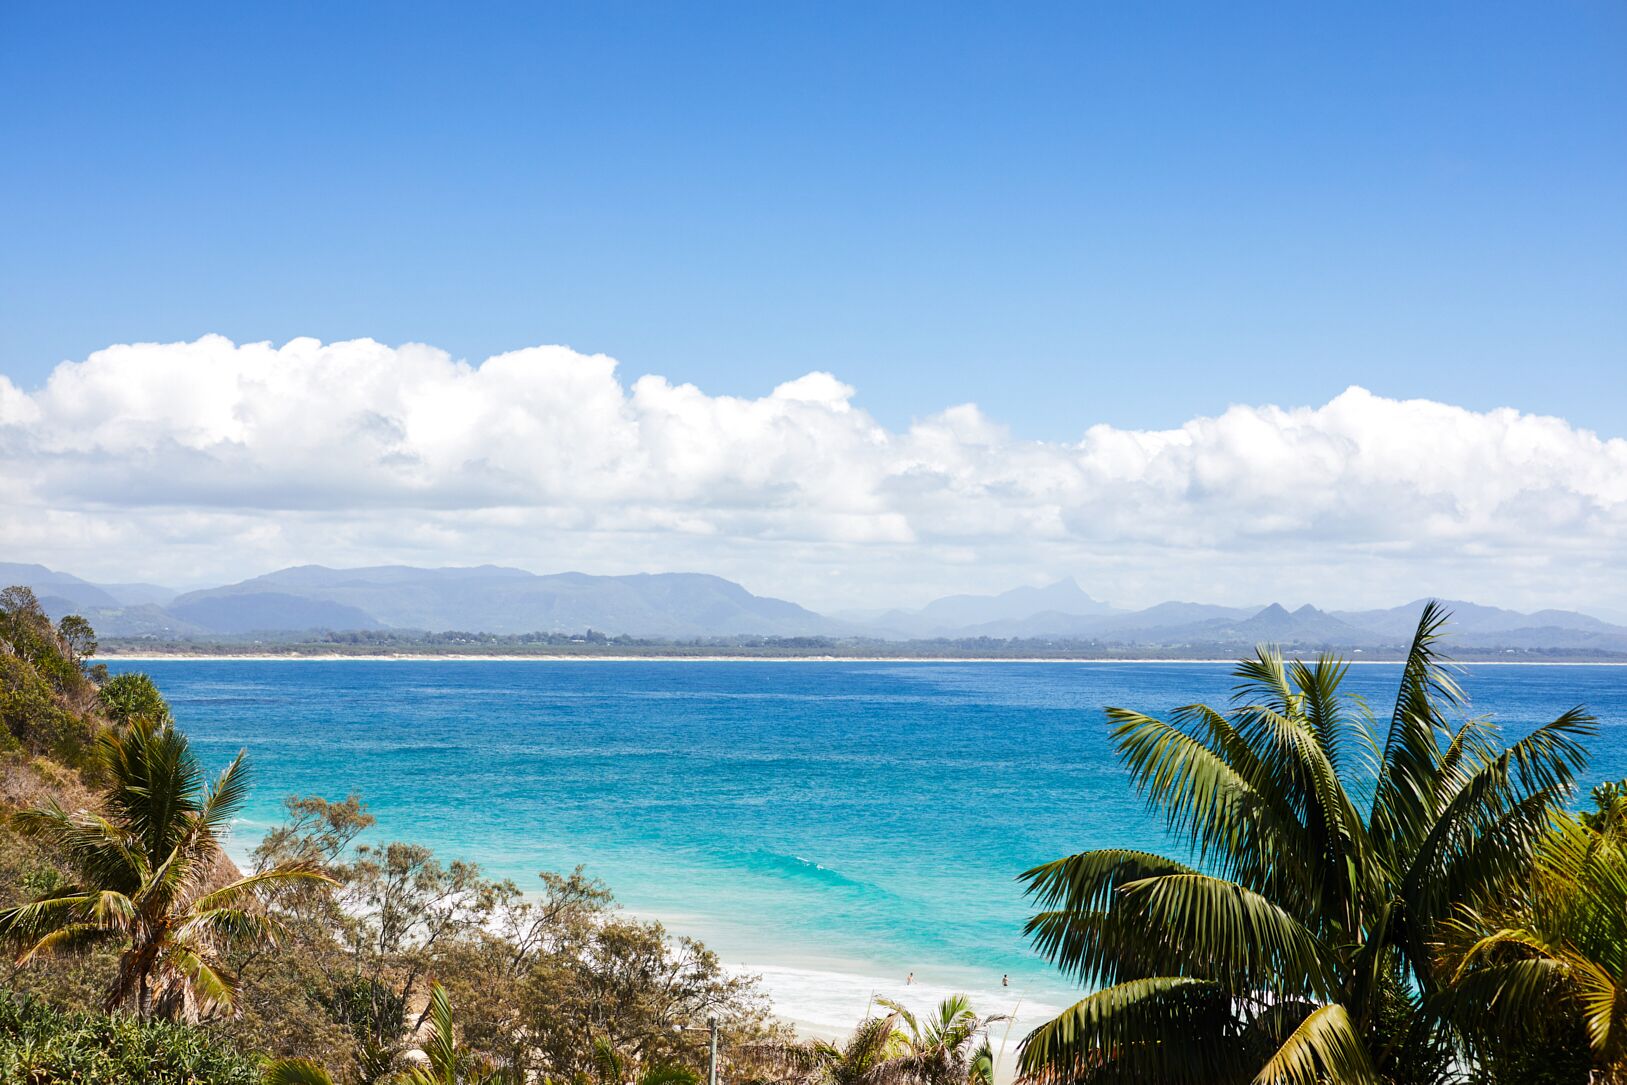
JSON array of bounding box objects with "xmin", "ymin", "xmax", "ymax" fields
[
  {"xmin": 2, "ymin": 1, "xmax": 1623, "ymax": 439},
  {"xmin": 2, "ymin": 3, "xmax": 1625, "ymax": 611}
]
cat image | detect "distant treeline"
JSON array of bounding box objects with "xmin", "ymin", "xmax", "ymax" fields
[{"xmin": 96, "ymin": 628, "xmax": 1627, "ymax": 661}]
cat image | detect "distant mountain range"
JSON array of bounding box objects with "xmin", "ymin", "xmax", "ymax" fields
[
  {"xmin": 837, "ymin": 577, "xmax": 1120, "ymax": 638},
  {"xmin": 0, "ymin": 563, "xmax": 841, "ymax": 640},
  {"xmin": 3, "ymin": 561, "xmax": 1625, "ymax": 656}
]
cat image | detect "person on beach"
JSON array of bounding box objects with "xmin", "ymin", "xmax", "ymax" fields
[
  {"xmin": 907, "ymin": 972, "xmax": 914, "ymax": 985},
  {"xmin": 1002, "ymin": 974, "xmax": 1008, "ymax": 987}
]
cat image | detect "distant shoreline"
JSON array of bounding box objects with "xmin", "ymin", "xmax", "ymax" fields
[{"xmin": 97, "ymin": 651, "xmax": 1627, "ymax": 665}]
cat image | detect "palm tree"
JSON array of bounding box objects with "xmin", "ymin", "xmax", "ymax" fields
[
  {"xmin": 876, "ymin": 995, "xmax": 1002, "ymax": 1085},
  {"xmin": 782, "ymin": 996, "xmax": 997, "ymax": 1085},
  {"xmin": 393, "ymin": 982, "xmax": 514, "ymax": 1085},
  {"xmin": 594, "ymin": 1035, "xmax": 702, "ymax": 1085},
  {"xmin": 0, "ymin": 718, "xmax": 327, "ymax": 1020},
  {"xmin": 1580, "ymin": 778, "xmax": 1627, "ymax": 836},
  {"xmin": 265, "ymin": 983, "xmax": 513, "ymax": 1085},
  {"xmin": 795, "ymin": 1014, "xmax": 911, "ymax": 1085},
  {"xmin": 1442, "ymin": 810, "xmax": 1627, "ymax": 1081},
  {"xmin": 1018, "ymin": 603, "xmax": 1594, "ymax": 1084}
]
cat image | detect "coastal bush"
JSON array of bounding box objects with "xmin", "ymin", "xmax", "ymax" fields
[
  {"xmin": 0, "ymin": 654, "xmax": 52, "ymax": 754},
  {"xmin": 0, "ymin": 718, "xmax": 328, "ymax": 1020},
  {"xmin": 0, "ymin": 991, "xmax": 260, "ymax": 1084},
  {"xmin": 0, "ymin": 588, "xmax": 90, "ymax": 701},
  {"xmin": 1019, "ymin": 603, "xmax": 1595, "ymax": 1084},
  {"xmin": 0, "ymin": 586, "xmax": 103, "ymax": 767},
  {"xmin": 0, "ymin": 654, "xmax": 100, "ymax": 767},
  {"xmin": 508, "ymin": 911, "xmax": 781, "ymax": 1081},
  {"xmin": 219, "ymin": 793, "xmax": 783, "ymax": 1082}
]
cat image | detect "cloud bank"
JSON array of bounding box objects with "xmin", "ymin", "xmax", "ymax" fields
[{"xmin": 2, "ymin": 335, "xmax": 1623, "ymax": 612}]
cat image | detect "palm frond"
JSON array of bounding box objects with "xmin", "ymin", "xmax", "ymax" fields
[
  {"xmin": 1232, "ymin": 648, "xmax": 1297, "ymax": 720},
  {"xmin": 0, "ymin": 891, "xmax": 96, "ymax": 941},
  {"xmin": 177, "ymin": 906, "xmax": 284, "ymax": 946},
  {"xmin": 198, "ymin": 750, "xmax": 252, "ymax": 837},
  {"xmin": 968, "ymin": 1040, "xmax": 994, "ymax": 1085},
  {"xmin": 0, "ymin": 888, "xmax": 141, "ymax": 957},
  {"xmin": 16, "ymin": 922, "xmax": 119, "ymax": 962},
  {"xmin": 1018, "ymin": 977, "xmax": 1246, "ymax": 1085},
  {"xmin": 192, "ymin": 863, "xmax": 332, "ymax": 913},
  {"xmin": 1370, "ymin": 602, "xmax": 1462, "ymax": 851},
  {"xmin": 1401, "ymin": 710, "xmax": 1596, "ymax": 965},
  {"xmin": 1104, "ymin": 707, "xmax": 1313, "ymax": 887},
  {"xmin": 1441, "ymin": 955, "xmax": 1571, "ymax": 1044},
  {"xmin": 10, "ymin": 805, "xmax": 148, "ymax": 890},
  {"xmin": 1114, "ymin": 874, "xmax": 1337, "ymax": 997},
  {"xmin": 103, "ymin": 719, "xmax": 205, "ymax": 862},
  {"xmin": 833, "ymin": 1014, "xmax": 907, "ymax": 1084},
  {"xmin": 1569, "ymin": 954, "xmax": 1623, "ymax": 1058},
  {"xmin": 168, "ymin": 943, "xmax": 238, "ymax": 1012},
  {"xmin": 1021, "ymin": 849, "xmax": 1198, "ymax": 915},
  {"xmin": 874, "ymin": 996, "xmax": 921, "ymax": 1040},
  {"xmin": 135, "ymin": 841, "xmax": 201, "ymax": 915},
  {"xmin": 1249, "ymin": 1003, "xmax": 1376, "ymax": 1085},
  {"xmin": 262, "ymin": 1058, "xmax": 339, "ymax": 1085},
  {"xmin": 423, "ymin": 982, "xmax": 459, "ymax": 1079},
  {"xmin": 1229, "ymin": 698, "xmax": 1370, "ymax": 921}
]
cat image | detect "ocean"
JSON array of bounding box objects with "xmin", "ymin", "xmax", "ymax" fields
[{"xmin": 105, "ymin": 658, "xmax": 1627, "ymax": 1040}]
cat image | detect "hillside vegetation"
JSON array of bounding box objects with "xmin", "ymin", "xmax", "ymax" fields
[{"xmin": 0, "ymin": 586, "xmax": 797, "ymax": 1083}]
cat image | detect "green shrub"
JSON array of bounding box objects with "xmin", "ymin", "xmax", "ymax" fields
[
  {"xmin": 0, "ymin": 655, "xmax": 95, "ymax": 768},
  {"xmin": 0, "ymin": 656, "xmax": 60, "ymax": 753},
  {"xmin": 97, "ymin": 670, "xmax": 169, "ymax": 726},
  {"xmin": 0, "ymin": 991, "xmax": 260, "ymax": 1084},
  {"xmin": 0, "ymin": 588, "xmax": 85, "ymax": 699}
]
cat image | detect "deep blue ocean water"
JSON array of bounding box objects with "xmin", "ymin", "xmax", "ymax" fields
[{"xmin": 105, "ymin": 659, "xmax": 1627, "ymax": 1015}]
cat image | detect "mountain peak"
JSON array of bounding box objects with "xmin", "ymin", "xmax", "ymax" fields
[{"xmin": 901, "ymin": 577, "xmax": 1116, "ymax": 634}]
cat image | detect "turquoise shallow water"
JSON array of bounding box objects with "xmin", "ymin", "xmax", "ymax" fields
[{"xmin": 105, "ymin": 659, "xmax": 1627, "ymax": 1016}]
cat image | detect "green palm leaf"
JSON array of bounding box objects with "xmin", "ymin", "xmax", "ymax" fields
[
  {"xmin": 422, "ymin": 982, "xmax": 459, "ymax": 1079},
  {"xmin": 1021, "ymin": 849, "xmax": 1198, "ymax": 916},
  {"xmin": 1113, "ymin": 874, "xmax": 1337, "ymax": 997},
  {"xmin": 1105, "ymin": 707, "xmax": 1314, "ymax": 889},
  {"xmin": 1370, "ymin": 601, "xmax": 1463, "ymax": 850},
  {"xmin": 263, "ymin": 1058, "xmax": 339, "ymax": 1085},
  {"xmin": 1249, "ymin": 1003, "xmax": 1375, "ymax": 1085},
  {"xmin": 192, "ymin": 863, "xmax": 332, "ymax": 912},
  {"xmin": 1020, "ymin": 977, "xmax": 1248, "ymax": 1085},
  {"xmin": 168, "ymin": 943, "xmax": 237, "ymax": 1011},
  {"xmin": 198, "ymin": 749, "xmax": 252, "ymax": 833}
]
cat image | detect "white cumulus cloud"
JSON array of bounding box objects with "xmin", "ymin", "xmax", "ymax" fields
[{"xmin": 1, "ymin": 334, "xmax": 1623, "ymax": 613}]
